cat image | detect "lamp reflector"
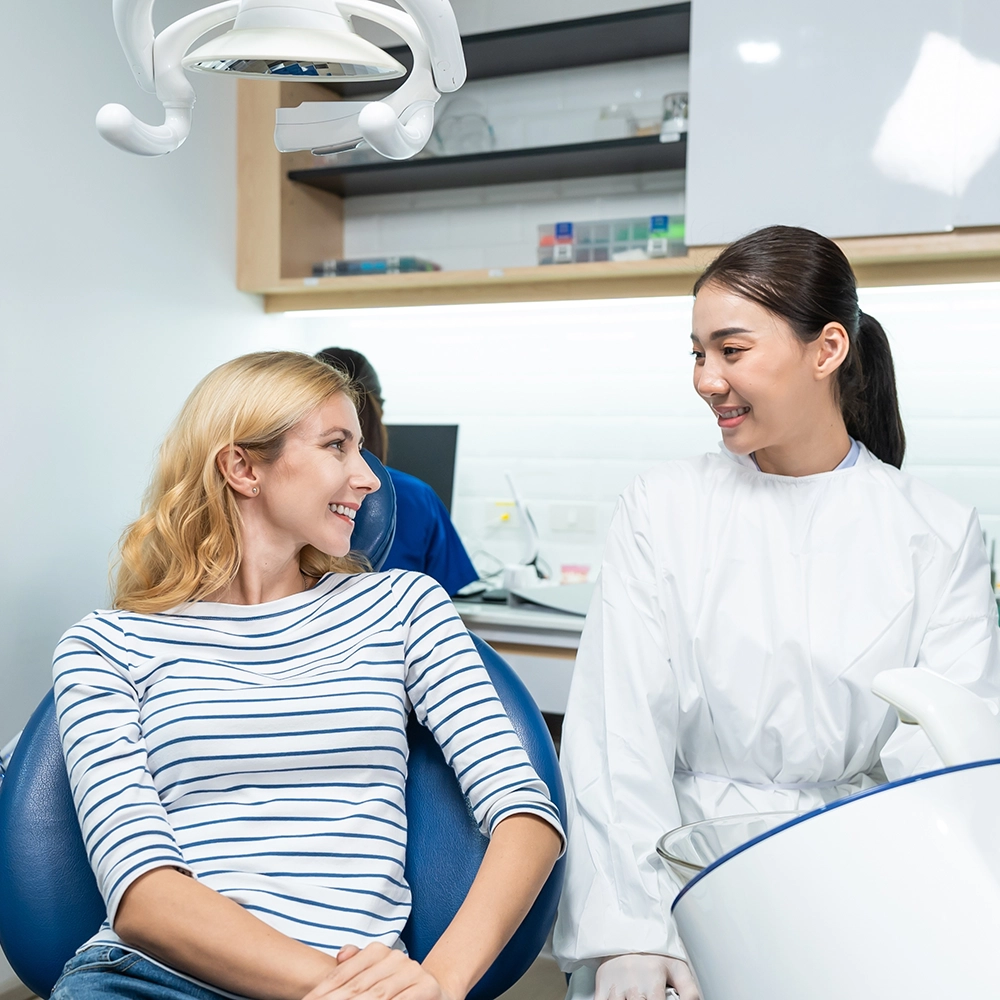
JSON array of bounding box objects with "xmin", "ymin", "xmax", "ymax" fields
[{"xmin": 182, "ymin": 26, "xmax": 406, "ymax": 80}]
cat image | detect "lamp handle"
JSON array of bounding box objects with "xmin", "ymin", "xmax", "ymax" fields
[
  {"xmin": 98, "ymin": 0, "xmax": 240, "ymax": 156},
  {"xmin": 338, "ymin": 0, "xmax": 443, "ymax": 159}
]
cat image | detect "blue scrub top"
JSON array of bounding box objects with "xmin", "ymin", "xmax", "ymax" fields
[{"xmin": 381, "ymin": 467, "xmax": 479, "ymax": 597}]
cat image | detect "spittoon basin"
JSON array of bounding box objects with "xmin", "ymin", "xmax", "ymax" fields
[
  {"xmin": 656, "ymin": 812, "xmax": 804, "ymax": 887},
  {"xmin": 667, "ymin": 758, "xmax": 1000, "ymax": 1000}
]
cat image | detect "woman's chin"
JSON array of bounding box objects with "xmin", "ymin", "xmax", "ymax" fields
[
  {"xmin": 309, "ymin": 535, "xmax": 354, "ymax": 561},
  {"xmin": 720, "ymin": 427, "xmax": 757, "ymax": 456}
]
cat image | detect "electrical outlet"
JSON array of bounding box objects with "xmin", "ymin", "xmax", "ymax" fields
[{"xmin": 549, "ymin": 503, "xmax": 597, "ymax": 534}]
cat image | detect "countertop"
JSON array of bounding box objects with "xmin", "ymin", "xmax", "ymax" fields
[{"xmin": 454, "ymin": 601, "xmax": 585, "ymax": 633}]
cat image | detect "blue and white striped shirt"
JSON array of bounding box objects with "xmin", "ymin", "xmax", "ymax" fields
[{"xmin": 53, "ymin": 570, "xmax": 563, "ymax": 963}]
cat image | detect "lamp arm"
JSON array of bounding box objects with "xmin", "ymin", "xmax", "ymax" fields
[
  {"xmin": 395, "ymin": 0, "xmax": 466, "ymax": 92},
  {"xmin": 113, "ymin": 0, "xmax": 157, "ymax": 93},
  {"xmin": 97, "ymin": 0, "xmax": 239, "ymax": 156}
]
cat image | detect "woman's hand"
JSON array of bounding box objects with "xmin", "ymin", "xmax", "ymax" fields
[
  {"xmin": 302, "ymin": 944, "xmax": 459, "ymax": 1000},
  {"xmin": 595, "ymin": 954, "xmax": 700, "ymax": 1000}
]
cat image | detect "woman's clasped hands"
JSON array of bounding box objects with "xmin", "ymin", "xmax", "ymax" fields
[{"xmin": 304, "ymin": 944, "xmax": 459, "ymax": 1000}]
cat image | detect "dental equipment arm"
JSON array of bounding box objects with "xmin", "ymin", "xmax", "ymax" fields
[
  {"xmin": 504, "ymin": 471, "xmax": 541, "ymax": 570},
  {"xmin": 98, "ymin": 1, "xmax": 239, "ymax": 155}
]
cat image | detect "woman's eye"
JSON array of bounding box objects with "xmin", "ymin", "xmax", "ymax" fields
[
  {"xmin": 690, "ymin": 350, "xmax": 704, "ymax": 360},
  {"xmin": 328, "ymin": 439, "xmax": 345, "ymax": 451},
  {"xmin": 722, "ymin": 346, "xmax": 742, "ymax": 356}
]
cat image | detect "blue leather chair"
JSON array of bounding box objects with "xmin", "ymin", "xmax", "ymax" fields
[{"xmin": 0, "ymin": 451, "xmax": 565, "ymax": 1000}]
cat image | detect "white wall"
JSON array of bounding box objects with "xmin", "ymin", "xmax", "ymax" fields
[
  {"xmin": 278, "ymin": 283, "xmax": 1000, "ymax": 585},
  {"xmin": 0, "ymin": 0, "xmax": 286, "ymax": 750}
]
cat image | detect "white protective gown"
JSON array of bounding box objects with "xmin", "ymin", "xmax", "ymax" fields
[{"xmin": 553, "ymin": 444, "xmax": 1000, "ymax": 971}]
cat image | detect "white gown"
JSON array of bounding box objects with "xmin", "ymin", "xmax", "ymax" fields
[{"xmin": 553, "ymin": 444, "xmax": 1000, "ymax": 971}]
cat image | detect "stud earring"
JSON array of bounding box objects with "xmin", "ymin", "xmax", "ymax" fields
[{"xmin": 252, "ymin": 487, "xmax": 258, "ymax": 494}]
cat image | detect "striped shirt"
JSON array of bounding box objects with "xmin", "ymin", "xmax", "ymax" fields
[{"xmin": 53, "ymin": 570, "xmax": 563, "ymax": 965}]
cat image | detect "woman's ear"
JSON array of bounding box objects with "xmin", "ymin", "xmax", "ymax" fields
[
  {"xmin": 814, "ymin": 322, "xmax": 850, "ymax": 382},
  {"xmin": 216, "ymin": 444, "xmax": 261, "ymax": 498}
]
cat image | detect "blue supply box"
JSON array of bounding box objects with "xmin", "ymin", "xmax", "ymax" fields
[
  {"xmin": 537, "ymin": 215, "xmax": 686, "ymax": 265},
  {"xmin": 312, "ymin": 256, "xmax": 441, "ymax": 277}
]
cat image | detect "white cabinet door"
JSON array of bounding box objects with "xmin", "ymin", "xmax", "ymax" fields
[
  {"xmin": 686, "ymin": 0, "xmax": 964, "ymax": 245},
  {"xmin": 955, "ymin": 2, "xmax": 1000, "ymax": 227}
]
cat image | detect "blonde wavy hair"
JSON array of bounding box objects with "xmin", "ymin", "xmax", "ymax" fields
[{"xmin": 114, "ymin": 352, "xmax": 367, "ymax": 614}]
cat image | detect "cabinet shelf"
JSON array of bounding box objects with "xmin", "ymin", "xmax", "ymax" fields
[
  {"xmin": 334, "ymin": 3, "xmax": 691, "ymax": 99},
  {"xmin": 259, "ymin": 252, "xmax": 713, "ymax": 312},
  {"xmin": 248, "ymin": 228, "xmax": 1000, "ymax": 312},
  {"xmin": 288, "ymin": 134, "xmax": 687, "ymax": 197}
]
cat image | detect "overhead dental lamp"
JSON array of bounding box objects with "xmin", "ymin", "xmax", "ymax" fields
[{"xmin": 97, "ymin": 0, "xmax": 467, "ymax": 159}]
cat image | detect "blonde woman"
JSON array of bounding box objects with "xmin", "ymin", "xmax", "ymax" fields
[{"xmin": 51, "ymin": 352, "xmax": 563, "ymax": 1000}]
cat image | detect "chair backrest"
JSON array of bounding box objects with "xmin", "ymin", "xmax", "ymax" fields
[
  {"xmin": 0, "ymin": 454, "xmax": 565, "ymax": 1000},
  {"xmin": 351, "ymin": 450, "xmax": 397, "ymax": 571},
  {"xmin": 0, "ymin": 690, "xmax": 102, "ymax": 998},
  {"xmin": 402, "ymin": 635, "xmax": 566, "ymax": 1000}
]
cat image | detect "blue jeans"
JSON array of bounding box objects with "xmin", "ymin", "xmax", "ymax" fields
[{"xmin": 50, "ymin": 947, "xmax": 231, "ymax": 1000}]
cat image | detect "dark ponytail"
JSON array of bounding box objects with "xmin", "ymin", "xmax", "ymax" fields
[
  {"xmin": 838, "ymin": 313, "xmax": 905, "ymax": 469},
  {"xmin": 693, "ymin": 225, "xmax": 906, "ymax": 468}
]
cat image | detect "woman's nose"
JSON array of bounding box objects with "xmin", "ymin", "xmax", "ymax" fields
[
  {"xmin": 353, "ymin": 453, "xmax": 381, "ymax": 494},
  {"xmin": 694, "ymin": 360, "xmax": 729, "ymax": 397}
]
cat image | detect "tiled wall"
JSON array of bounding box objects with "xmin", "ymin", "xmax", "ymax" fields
[
  {"xmin": 279, "ymin": 281, "xmax": 1000, "ymax": 584},
  {"xmin": 344, "ymin": 170, "xmax": 685, "ymax": 271}
]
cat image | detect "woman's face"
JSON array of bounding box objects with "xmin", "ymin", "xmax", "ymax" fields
[
  {"xmin": 252, "ymin": 393, "xmax": 380, "ymax": 559},
  {"xmin": 690, "ymin": 282, "xmax": 843, "ymax": 457}
]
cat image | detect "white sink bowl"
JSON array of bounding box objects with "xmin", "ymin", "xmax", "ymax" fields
[{"xmin": 669, "ymin": 760, "xmax": 1000, "ymax": 1000}]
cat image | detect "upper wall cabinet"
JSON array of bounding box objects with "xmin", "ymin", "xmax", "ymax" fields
[
  {"xmin": 241, "ymin": 1, "xmax": 1000, "ymax": 311},
  {"xmin": 685, "ymin": 0, "xmax": 1000, "ymax": 245}
]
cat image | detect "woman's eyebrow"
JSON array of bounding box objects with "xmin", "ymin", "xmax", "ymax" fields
[
  {"xmin": 690, "ymin": 326, "xmax": 753, "ymax": 343},
  {"xmin": 320, "ymin": 426, "xmax": 354, "ymax": 439}
]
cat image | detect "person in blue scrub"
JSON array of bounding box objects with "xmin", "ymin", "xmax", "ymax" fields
[{"xmin": 316, "ymin": 347, "xmax": 479, "ymax": 597}]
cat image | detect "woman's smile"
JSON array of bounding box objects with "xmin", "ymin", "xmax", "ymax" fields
[
  {"xmin": 713, "ymin": 404, "xmax": 751, "ymax": 429},
  {"xmin": 329, "ymin": 502, "xmax": 358, "ymax": 524}
]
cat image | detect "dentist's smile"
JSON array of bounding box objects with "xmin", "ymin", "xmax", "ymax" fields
[{"xmin": 713, "ymin": 404, "xmax": 751, "ymax": 429}]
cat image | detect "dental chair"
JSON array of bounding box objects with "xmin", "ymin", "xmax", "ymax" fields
[{"xmin": 0, "ymin": 451, "xmax": 565, "ymax": 1000}]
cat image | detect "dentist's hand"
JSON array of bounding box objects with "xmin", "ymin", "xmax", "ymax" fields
[
  {"xmin": 302, "ymin": 943, "xmax": 457, "ymax": 1000},
  {"xmin": 595, "ymin": 953, "xmax": 700, "ymax": 1000}
]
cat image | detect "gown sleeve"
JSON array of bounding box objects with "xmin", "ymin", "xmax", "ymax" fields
[
  {"xmin": 880, "ymin": 509, "xmax": 1000, "ymax": 780},
  {"xmin": 552, "ymin": 475, "xmax": 688, "ymax": 973}
]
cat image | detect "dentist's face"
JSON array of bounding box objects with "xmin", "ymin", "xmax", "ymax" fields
[{"xmin": 690, "ymin": 282, "xmax": 831, "ymax": 456}]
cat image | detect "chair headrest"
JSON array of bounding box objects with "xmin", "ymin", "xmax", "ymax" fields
[{"xmin": 351, "ymin": 450, "xmax": 396, "ymax": 571}]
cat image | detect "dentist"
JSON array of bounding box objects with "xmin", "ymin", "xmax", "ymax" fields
[{"xmin": 553, "ymin": 226, "xmax": 1000, "ymax": 1000}]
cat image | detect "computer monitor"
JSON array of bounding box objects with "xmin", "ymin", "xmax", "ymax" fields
[{"xmin": 384, "ymin": 424, "xmax": 459, "ymax": 513}]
